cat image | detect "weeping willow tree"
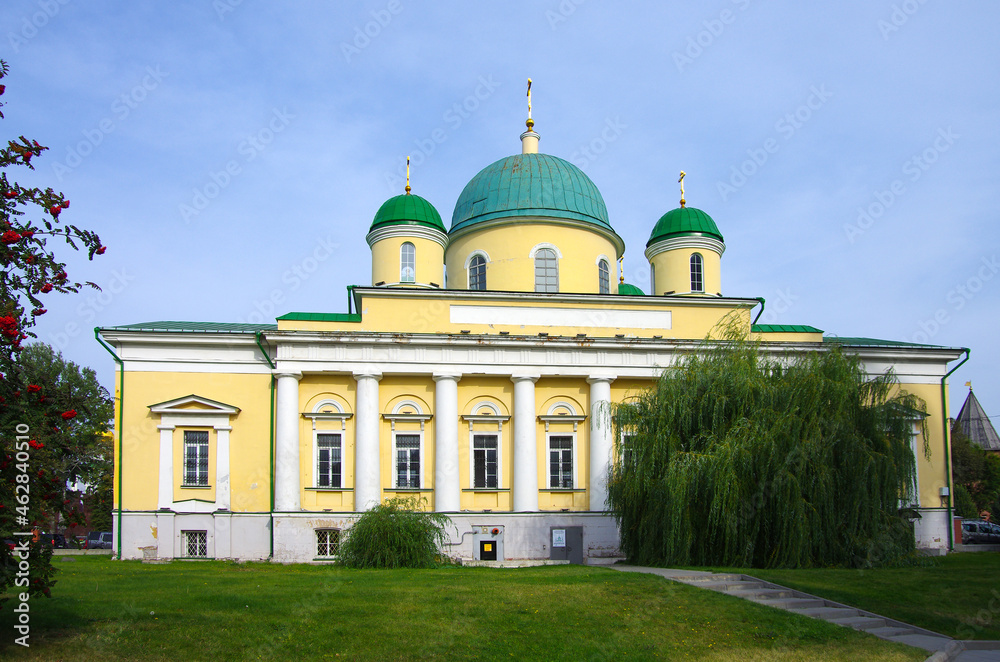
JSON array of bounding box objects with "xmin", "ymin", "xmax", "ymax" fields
[{"xmin": 608, "ymin": 324, "xmax": 926, "ymax": 569}]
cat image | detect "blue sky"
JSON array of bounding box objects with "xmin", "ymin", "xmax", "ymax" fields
[{"xmin": 2, "ymin": 0, "xmax": 997, "ymax": 421}]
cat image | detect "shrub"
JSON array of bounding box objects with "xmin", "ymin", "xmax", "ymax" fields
[
  {"xmin": 339, "ymin": 498, "xmax": 450, "ymax": 569},
  {"xmin": 954, "ymin": 484, "xmax": 978, "ymax": 520}
]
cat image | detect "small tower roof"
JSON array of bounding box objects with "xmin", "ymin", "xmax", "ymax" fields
[
  {"xmin": 617, "ymin": 282, "xmax": 645, "ymax": 296},
  {"xmin": 647, "ymin": 206, "xmax": 724, "ymax": 247},
  {"xmin": 955, "ymin": 388, "xmax": 1000, "ymax": 452},
  {"xmin": 370, "ymin": 193, "xmax": 445, "ymax": 233}
]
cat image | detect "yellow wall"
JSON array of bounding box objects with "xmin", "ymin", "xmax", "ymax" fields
[
  {"xmin": 899, "ymin": 381, "xmax": 952, "ymax": 510},
  {"xmin": 281, "ymin": 289, "xmax": 755, "ymax": 340},
  {"xmin": 116, "ymin": 371, "xmax": 272, "ymax": 513},
  {"xmin": 457, "ymin": 377, "xmax": 514, "ymax": 511},
  {"xmin": 115, "ymin": 367, "xmax": 953, "ymax": 522},
  {"xmin": 370, "ymin": 234, "xmax": 444, "ymax": 288},
  {"xmin": 536, "ymin": 380, "xmax": 590, "ymax": 511},
  {"xmin": 650, "ymin": 247, "xmax": 722, "ymax": 296},
  {"xmin": 378, "ymin": 377, "xmax": 436, "ymax": 511},
  {"xmin": 445, "ymin": 221, "xmax": 620, "ymax": 293},
  {"xmin": 298, "ymin": 375, "xmax": 357, "ymax": 512}
]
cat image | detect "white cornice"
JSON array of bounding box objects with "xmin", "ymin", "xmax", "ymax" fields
[
  {"xmin": 645, "ymin": 235, "xmax": 726, "ymax": 261},
  {"xmin": 97, "ymin": 326, "xmax": 964, "ymax": 385},
  {"xmin": 365, "ymin": 224, "xmax": 448, "ymax": 249}
]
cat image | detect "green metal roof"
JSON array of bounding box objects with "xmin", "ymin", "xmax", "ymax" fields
[
  {"xmin": 104, "ymin": 321, "xmax": 277, "ymax": 333},
  {"xmin": 370, "ymin": 193, "xmax": 445, "ymax": 232},
  {"xmin": 752, "ymin": 324, "xmax": 824, "ymax": 334},
  {"xmin": 822, "ymin": 336, "xmax": 945, "ymax": 348},
  {"xmin": 276, "ymin": 312, "xmax": 362, "ymax": 323},
  {"xmin": 647, "ymin": 206, "xmax": 724, "ymax": 247},
  {"xmin": 451, "ymin": 153, "xmax": 613, "ymax": 234},
  {"xmin": 617, "ymin": 283, "xmax": 645, "ymax": 296}
]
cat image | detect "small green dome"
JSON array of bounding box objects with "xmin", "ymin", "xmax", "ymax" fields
[
  {"xmin": 451, "ymin": 153, "xmax": 613, "ymax": 234},
  {"xmin": 646, "ymin": 206, "xmax": 724, "ymax": 247},
  {"xmin": 617, "ymin": 282, "xmax": 645, "ymax": 296},
  {"xmin": 371, "ymin": 194, "xmax": 445, "ymax": 233}
]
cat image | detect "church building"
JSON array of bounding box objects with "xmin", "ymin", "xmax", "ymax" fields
[{"xmin": 97, "ymin": 92, "xmax": 968, "ymax": 563}]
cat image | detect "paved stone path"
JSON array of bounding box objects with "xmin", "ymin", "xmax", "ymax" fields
[{"xmin": 609, "ymin": 565, "xmax": 1000, "ymax": 662}]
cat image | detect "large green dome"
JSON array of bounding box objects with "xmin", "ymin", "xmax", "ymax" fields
[
  {"xmin": 450, "ymin": 153, "xmax": 612, "ymax": 235},
  {"xmin": 646, "ymin": 206, "xmax": 724, "ymax": 247},
  {"xmin": 370, "ymin": 193, "xmax": 445, "ymax": 233}
]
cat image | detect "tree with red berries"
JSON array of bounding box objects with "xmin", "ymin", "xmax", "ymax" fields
[{"xmin": 0, "ymin": 59, "xmax": 109, "ymax": 608}]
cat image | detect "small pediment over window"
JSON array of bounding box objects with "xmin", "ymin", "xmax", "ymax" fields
[{"xmin": 149, "ymin": 395, "xmax": 240, "ymax": 416}]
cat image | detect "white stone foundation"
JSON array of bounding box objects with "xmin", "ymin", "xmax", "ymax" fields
[{"xmin": 913, "ymin": 507, "xmax": 952, "ymax": 550}]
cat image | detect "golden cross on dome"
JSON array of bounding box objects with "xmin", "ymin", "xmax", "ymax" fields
[
  {"xmin": 526, "ymin": 78, "xmax": 534, "ymax": 129},
  {"xmin": 619, "ymin": 256, "xmax": 625, "ymax": 284},
  {"xmin": 679, "ymin": 171, "xmax": 687, "ymax": 208},
  {"xmin": 405, "ymin": 156, "xmax": 411, "ymax": 194}
]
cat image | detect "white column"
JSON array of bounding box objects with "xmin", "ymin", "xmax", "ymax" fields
[
  {"xmin": 215, "ymin": 426, "xmax": 232, "ymax": 511},
  {"xmin": 157, "ymin": 425, "xmax": 174, "ymax": 510},
  {"xmin": 354, "ymin": 371, "xmax": 383, "ymax": 511},
  {"xmin": 587, "ymin": 376, "xmax": 615, "ymax": 512},
  {"xmin": 274, "ymin": 372, "xmax": 302, "ymax": 512},
  {"xmin": 433, "ymin": 373, "xmax": 461, "ymax": 512},
  {"xmin": 512, "ymin": 374, "xmax": 540, "ymax": 512}
]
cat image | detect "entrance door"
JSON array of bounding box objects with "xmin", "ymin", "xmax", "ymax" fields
[{"xmin": 549, "ymin": 526, "xmax": 583, "ymax": 564}]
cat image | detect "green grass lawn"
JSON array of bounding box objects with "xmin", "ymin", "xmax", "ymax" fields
[
  {"xmin": 740, "ymin": 552, "xmax": 1000, "ymax": 641},
  {"xmin": 0, "ymin": 557, "xmax": 925, "ymax": 662}
]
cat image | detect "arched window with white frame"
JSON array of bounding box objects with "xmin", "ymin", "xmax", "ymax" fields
[
  {"xmin": 598, "ymin": 259, "xmax": 610, "ymax": 294},
  {"xmin": 384, "ymin": 400, "xmax": 431, "ymax": 489},
  {"xmin": 538, "ymin": 401, "xmax": 587, "ymax": 490},
  {"xmin": 690, "ymin": 253, "xmax": 704, "ymax": 293},
  {"xmin": 469, "ymin": 254, "xmax": 487, "ymax": 290},
  {"xmin": 462, "ymin": 402, "xmax": 508, "ymax": 490},
  {"xmin": 534, "ymin": 247, "xmax": 558, "ymax": 292},
  {"xmin": 400, "ymin": 242, "xmax": 415, "ymax": 283}
]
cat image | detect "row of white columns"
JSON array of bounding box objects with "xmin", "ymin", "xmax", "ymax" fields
[{"xmin": 272, "ymin": 371, "xmax": 616, "ymax": 513}]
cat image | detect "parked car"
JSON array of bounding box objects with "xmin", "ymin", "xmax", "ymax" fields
[
  {"xmin": 85, "ymin": 531, "xmax": 104, "ymax": 549},
  {"xmin": 98, "ymin": 532, "xmax": 113, "ymax": 549},
  {"xmin": 37, "ymin": 533, "xmax": 67, "ymax": 549},
  {"xmin": 962, "ymin": 520, "xmax": 1000, "ymax": 544}
]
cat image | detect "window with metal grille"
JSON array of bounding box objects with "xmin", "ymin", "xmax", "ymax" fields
[
  {"xmin": 534, "ymin": 248, "xmax": 558, "ymax": 292},
  {"xmin": 598, "ymin": 259, "xmax": 610, "ymax": 294},
  {"xmin": 316, "ymin": 529, "xmax": 340, "ymax": 558},
  {"xmin": 400, "ymin": 242, "xmax": 415, "ymax": 283},
  {"xmin": 469, "ymin": 254, "xmax": 487, "ymax": 290},
  {"xmin": 317, "ymin": 434, "xmax": 342, "ymax": 488},
  {"xmin": 183, "ymin": 530, "xmax": 207, "ymax": 557},
  {"xmin": 690, "ymin": 253, "xmax": 704, "ymax": 292},
  {"xmin": 183, "ymin": 431, "xmax": 209, "ymax": 486},
  {"xmin": 473, "ymin": 434, "xmax": 498, "ymax": 489},
  {"xmin": 395, "ymin": 434, "xmax": 421, "ymax": 488},
  {"xmin": 549, "ymin": 435, "xmax": 574, "ymax": 488},
  {"xmin": 620, "ymin": 433, "xmax": 636, "ymax": 467}
]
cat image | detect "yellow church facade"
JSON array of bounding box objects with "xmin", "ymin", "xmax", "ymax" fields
[{"xmin": 97, "ymin": 108, "xmax": 967, "ymax": 563}]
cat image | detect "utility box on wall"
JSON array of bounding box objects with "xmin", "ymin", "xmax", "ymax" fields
[{"xmin": 473, "ymin": 525, "xmax": 504, "ymax": 561}]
